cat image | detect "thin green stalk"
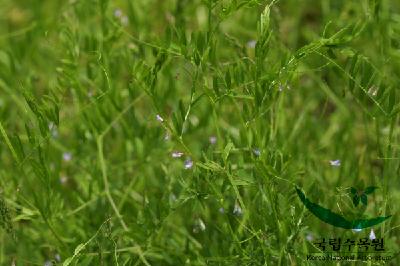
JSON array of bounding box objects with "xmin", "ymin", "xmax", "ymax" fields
[
  {"xmin": 97, "ymin": 137, "xmax": 128, "ymax": 232},
  {"xmin": 0, "ymin": 121, "xmax": 20, "ymax": 165}
]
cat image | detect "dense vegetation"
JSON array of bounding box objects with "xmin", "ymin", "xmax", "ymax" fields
[{"xmin": 0, "ymin": 0, "xmax": 399, "ymax": 265}]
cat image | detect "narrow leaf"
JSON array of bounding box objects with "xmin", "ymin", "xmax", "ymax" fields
[
  {"xmin": 364, "ymin": 186, "xmax": 378, "ymax": 194},
  {"xmin": 353, "ymin": 195, "xmax": 360, "ymax": 207},
  {"xmin": 361, "ymin": 194, "xmax": 368, "ymax": 205}
]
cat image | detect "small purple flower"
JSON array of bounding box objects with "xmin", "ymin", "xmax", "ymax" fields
[
  {"xmin": 306, "ymin": 234, "xmax": 314, "ymax": 241},
  {"xmin": 55, "ymin": 254, "xmax": 61, "ymax": 262},
  {"xmin": 48, "ymin": 122, "xmax": 58, "ymax": 138},
  {"xmin": 156, "ymin": 114, "xmax": 164, "ymax": 122},
  {"xmin": 247, "ymin": 40, "xmax": 257, "ymax": 49},
  {"xmin": 171, "ymin": 151, "xmax": 184, "ymax": 158},
  {"xmin": 209, "ymin": 136, "xmax": 217, "ymax": 145},
  {"xmin": 114, "ymin": 9, "xmax": 122, "ymax": 18},
  {"xmin": 368, "ymin": 86, "xmax": 378, "ymax": 96},
  {"xmin": 369, "ymin": 229, "xmax": 376, "ymax": 240},
  {"xmin": 184, "ymin": 158, "xmax": 193, "ymax": 169},
  {"xmin": 193, "ymin": 218, "xmax": 206, "ymax": 233},
  {"xmin": 219, "ymin": 207, "xmax": 225, "ymax": 214},
  {"xmin": 44, "ymin": 261, "xmax": 53, "ymax": 266},
  {"xmin": 63, "ymin": 152, "xmax": 72, "ymax": 162},
  {"xmin": 233, "ymin": 202, "xmax": 243, "ymax": 216},
  {"xmin": 48, "ymin": 122, "xmax": 55, "ymax": 130},
  {"xmin": 60, "ymin": 176, "xmax": 68, "ymax": 184},
  {"xmin": 169, "ymin": 193, "xmax": 177, "ymax": 203},
  {"xmin": 253, "ymin": 148, "xmax": 261, "ymax": 157},
  {"xmin": 164, "ymin": 133, "xmax": 170, "ymax": 141},
  {"xmin": 121, "ymin": 16, "xmax": 129, "ymax": 26},
  {"xmin": 329, "ymin": 160, "xmax": 341, "ymax": 167}
]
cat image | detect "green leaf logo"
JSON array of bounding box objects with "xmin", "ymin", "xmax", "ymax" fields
[
  {"xmin": 350, "ymin": 186, "xmax": 378, "ymax": 207},
  {"xmin": 296, "ymin": 186, "xmax": 391, "ymax": 229}
]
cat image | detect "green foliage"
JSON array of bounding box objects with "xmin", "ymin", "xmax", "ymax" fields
[{"xmin": 0, "ymin": 0, "xmax": 399, "ymax": 265}]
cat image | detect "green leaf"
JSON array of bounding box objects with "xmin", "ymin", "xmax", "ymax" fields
[
  {"xmin": 223, "ymin": 141, "xmax": 234, "ymax": 162},
  {"xmin": 361, "ymin": 194, "xmax": 368, "ymax": 205},
  {"xmin": 225, "ymin": 69, "xmax": 231, "ymax": 90},
  {"xmin": 260, "ymin": 4, "xmax": 270, "ymax": 36},
  {"xmin": 352, "ymin": 195, "xmax": 360, "ymax": 207},
  {"xmin": 172, "ymin": 112, "xmax": 182, "ymax": 134},
  {"xmin": 25, "ymin": 123, "xmax": 36, "ymax": 145},
  {"xmin": 212, "ymin": 75, "xmax": 220, "ymax": 96},
  {"xmin": 347, "ymin": 53, "xmax": 359, "ymax": 92},
  {"xmin": 178, "ymin": 100, "xmax": 185, "ymax": 121},
  {"xmin": 63, "ymin": 243, "xmax": 86, "ymax": 266},
  {"xmin": 193, "ymin": 51, "xmax": 201, "ymax": 66},
  {"xmin": 10, "ymin": 134, "xmax": 25, "ymax": 161},
  {"xmin": 350, "ymin": 187, "xmax": 357, "ymax": 195},
  {"xmin": 364, "ymin": 186, "xmax": 378, "ymax": 194},
  {"xmin": 388, "ymin": 88, "xmax": 396, "ymax": 114},
  {"xmin": 37, "ymin": 114, "xmax": 49, "ymax": 138}
]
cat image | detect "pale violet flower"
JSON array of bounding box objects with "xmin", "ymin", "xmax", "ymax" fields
[
  {"xmin": 48, "ymin": 122, "xmax": 55, "ymax": 130},
  {"xmin": 156, "ymin": 114, "xmax": 164, "ymax": 122},
  {"xmin": 209, "ymin": 136, "xmax": 217, "ymax": 145},
  {"xmin": 306, "ymin": 234, "xmax": 314, "ymax": 241},
  {"xmin": 44, "ymin": 261, "xmax": 52, "ymax": 266},
  {"xmin": 329, "ymin": 160, "xmax": 341, "ymax": 167},
  {"xmin": 169, "ymin": 193, "xmax": 177, "ymax": 203},
  {"xmin": 63, "ymin": 152, "xmax": 72, "ymax": 162},
  {"xmin": 48, "ymin": 122, "xmax": 58, "ymax": 138},
  {"xmin": 190, "ymin": 115, "xmax": 199, "ymax": 127},
  {"xmin": 121, "ymin": 16, "xmax": 129, "ymax": 26},
  {"xmin": 233, "ymin": 202, "xmax": 243, "ymax": 216},
  {"xmin": 164, "ymin": 133, "xmax": 170, "ymax": 141},
  {"xmin": 278, "ymin": 83, "xmax": 291, "ymax": 92},
  {"xmin": 171, "ymin": 151, "xmax": 184, "ymax": 158},
  {"xmin": 55, "ymin": 254, "xmax": 61, "ymax": 262},
  {"xmin": 253, "ymin": 148, "xmax": 261, "ymax": 157},
  {"xmin": 193, "ymin": 218, "xmax": 206, "ymax": 233},
  {"xmin": 368, "ymin": 86, "xmax": 378, "ymax": 96},
  {"xmin": 184, "ymin": 158, "xmax": 193, "ymax": 169},
  {"xmin": 247, "ymin": 40, "xmax": 257, "ymax": 49},
  {"xmin": 60, "ymin": 176, "xmax": 68, "ymax": 184},
  {"xmin": 369, "ymin": 229, "xmax": 376, "ymax": 240},
  {"xmin": 114, "ymin": 9, "xmax": 122, "ymax": 18},
  {"xmin": 219, "ymin": 207, "xmax": 225, "ymax": 214}
]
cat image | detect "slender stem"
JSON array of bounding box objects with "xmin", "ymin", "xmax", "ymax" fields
[
  {"xmin": 0, "ymin": 121, "xmax": 20, "ymax": 164},
  {"xmin": 97, "ymin": 137, "xmax": 128, "ymax": 231}
]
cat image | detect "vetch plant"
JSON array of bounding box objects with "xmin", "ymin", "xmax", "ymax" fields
[
  {"xmin": 171, "ymin": 151, "xmax": 184, "ymax": 158},
  {"xmin": 184, "ymin": 158, "xmax": 193, "ymax": 169},
  {"xmin": 369, "ymin": 229, "xmax": 376, "ymax": 240},
  {"xmin": 0, "ymin": 0, "xmax": 399, "ymax": 264},
  {"xmin": 63, "ymin": 152, "xmax": 72, "ymax": 162},
  {"xmin": 156, "ymin": 114, "xmax": 164, "ymax": 122},
  {"xmin": 329, "ymin": 160, "xmax": 341, "ymax": 167}
]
